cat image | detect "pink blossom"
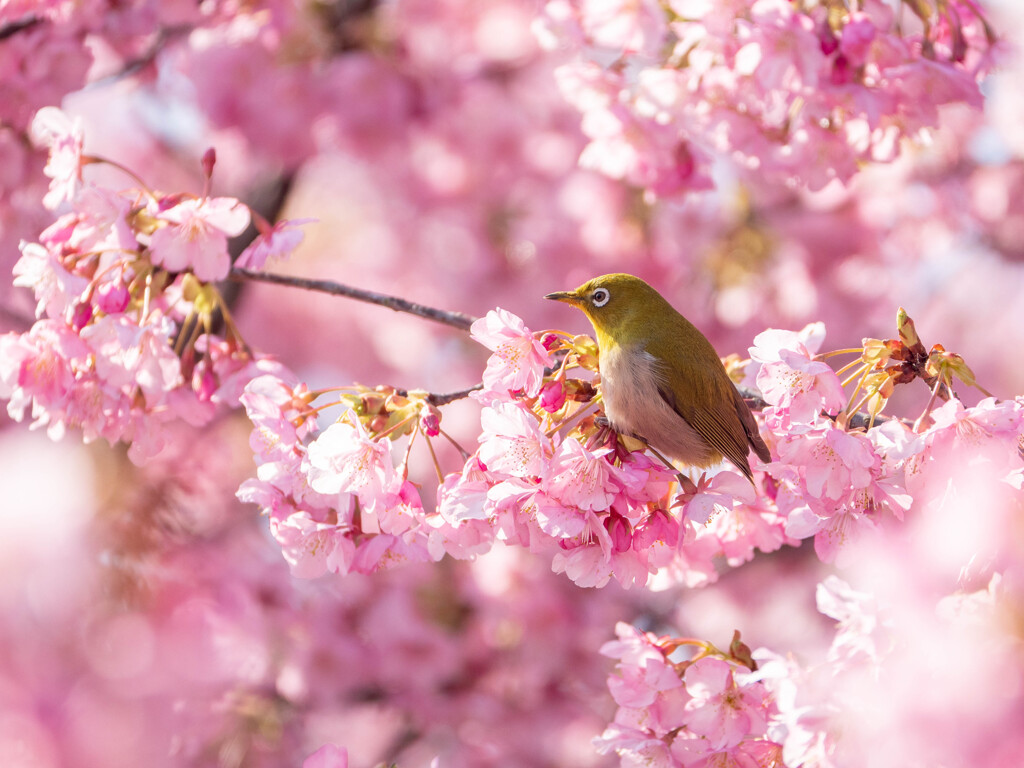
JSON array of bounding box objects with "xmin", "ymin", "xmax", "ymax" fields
[
  {"xmin": 470, "ymin": 308, "xmax": 552, "ymax": 399},
  {"xmin": 235, "ymin": 217, "xmax": 314, "ymax": 270},
  {"xmin": 267, "ymin": 504, "xmax": 355, "ymax": 579},
  {"xmin": 305, "ymin": 415, "xmax": 396, "ymax": 508},
  {"xmin": 148, "ymin": 197, "xmax": 251, "ymax": 281},
  {"xmin": 682, "ymin": 657, "xmax": 769, "ymax": 750},
  {"xmin": 578, "ymin": 0, "xmax": 666, "ymax": 56},
  {"xmin": 12, "ymin": 241, "xmax": 88, "ymax": 321},
  {"xmin": 489, "ymin": 477, "xmax": 583, "ymax": 538},
  {"xmin": 478, "ymin": 402, "xmax": 554, "ymax": 478},
  {"xmin": 750, "ymin": 323, "xmax": 846, "ymax": 425},
  {"xmin": 601, "ymin": 622, "xmax": 684, "ymax": 709},
  {"xmin": 839, "ymin": 13, "xmax": 877, "ymax": 67},
  {"xmin": 593, "ymin": 724, "xmax": 677, "ymax": 766},
  {"xmin": 676, "ymin": 470, "xmax": 755, "ymax": 526},
  {"xmin": 436, "ymin": 458, "xmax": 493, "ymax": 526},
  {"xmin": 552, "ymin": 534, "xmax": 614, "ymax": 587},
  {"xmin": 816, "ymin": 575, "xmax": 891, "ymax": 666},
  {"xmin": 80, "ymin": 314, "xmax": 183, "ymax": 403},
  {"xmin": 546, "ymin": 437, "xmax": 620, "ymax": 511},
  {"xmin": 303, "ymin": 743, "xmax": 348, "ymax": 768},
  {"xmin": 30, "ymin": 106, "xmax": 84, "ymax": 209},
  {"xmin": 0, "ymin": 321, "xmax": 87, "ymax": 438}
]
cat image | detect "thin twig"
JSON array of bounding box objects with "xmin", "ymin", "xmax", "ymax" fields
[
  {"xmin": 390, "ymin": 384, "xmax": 482, "ymax": 407},
  {"xmin": 89, "ymin": 25, "xmax": 193, "ymax": 85},
  {"xmin": 0, "ymin": 15, "xmax": 41, "ymax": 41},
  {"xmin": 229, "ymin": 268, "xmax": 477, "ymax": 332}
]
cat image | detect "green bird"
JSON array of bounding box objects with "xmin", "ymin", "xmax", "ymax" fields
[{"xmin": 545, "ymin": 273, "xmax": 770, "ymax": 483}]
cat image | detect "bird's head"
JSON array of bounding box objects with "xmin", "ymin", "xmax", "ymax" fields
[{"xmin": 544, "ymin": 273, "xmax": 664, "ymax": 346}]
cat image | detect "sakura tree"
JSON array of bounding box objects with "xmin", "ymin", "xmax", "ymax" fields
[{"xmin": 1, "ymin": 1, "xmax": 1022, "ymax": 767}]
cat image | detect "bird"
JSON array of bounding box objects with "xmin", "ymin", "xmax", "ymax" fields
[{"xmin": 545, "ymin": 273, "xmax": 770, "ymax": 484}]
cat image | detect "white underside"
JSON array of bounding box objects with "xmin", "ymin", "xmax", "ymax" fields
[{"xmin": 599, "ymin": 345, "xmax": 718, "ymax": 467}]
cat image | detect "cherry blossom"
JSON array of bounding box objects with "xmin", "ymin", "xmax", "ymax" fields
[
  {"xmin": 148, "ymin": 197, "xmax": 251, "ymax": 282},
  {"xmin": 471, "ymin": 308, "xmax": 553, "ymax": 400}
]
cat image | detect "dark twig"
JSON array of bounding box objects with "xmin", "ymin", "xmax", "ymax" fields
[
  {"xmin": 0, "ymin": 15, "xmax": 41, "ymax": 41},
  {"xmin": 229, "ymin": 268, "xmax": 477, "ymax": 332},
  {"xmin": 393, "ymin": 384, "xmax": 484, "ymax": 406},
  {"xmin": 89, "ymin": 25, "xmax": 193, "ymax": 85}
]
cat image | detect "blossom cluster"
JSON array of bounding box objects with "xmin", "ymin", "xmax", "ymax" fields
[
  {"xmin": 238, "ymin": 374, "xmax": 443, "ymax": 577},
  {"xmin": 236, "ymin": 301, "xmax": 1023, "ymax": 597},
  {"xmin": 595, "ymin": 622, "xmax": 780, "ymax": 766},
  {"xmin": 536, "ymin": 0, "xmax": 995, "ymax": 195},
  {"xmin": 0, "ymin": 108, "xmax": 307, "ymax": 462},
  {"xmin": 602, "ymin": 560, "xmax": 1024, "ymax": 768}
]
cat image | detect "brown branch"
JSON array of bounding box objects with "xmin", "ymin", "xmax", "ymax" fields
[
  {"xmin": 394, "ymin": 384, "xmax": 483, "ymax": 406},
  {"xmin": 0, "ymin": 15, "xmax": 41, "ymax": 41},
  {"xmin": 229, "ymin": 268, "xmax": 477, "ymax": 332}
]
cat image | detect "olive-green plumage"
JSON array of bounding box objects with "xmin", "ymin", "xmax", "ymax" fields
[{"xmin": 545, "ymin": 273, "xmax": 770, "ymax": 483}]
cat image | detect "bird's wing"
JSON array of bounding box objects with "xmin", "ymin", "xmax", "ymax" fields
[
  {"xmin": 650, "ymin": 341, "xmax": 757, "ymax": 482},
  {"xmin": 732, "ymin": 385, "xmax": 771, "ymax": 464}
]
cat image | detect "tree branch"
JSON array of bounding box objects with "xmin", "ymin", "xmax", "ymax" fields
[
  {"xmin": 0, "ymin": 15, "xmax": 41, "ymax": 41},
  {"xmin": 229, "ymin": 268, "xmax": 477, "ymax": 332},
  {"xmin": 393, "ymin": 384, "xmax": 483, "ymax": 406}
]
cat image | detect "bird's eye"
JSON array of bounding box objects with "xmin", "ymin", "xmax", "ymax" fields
[{"xmin": 592, "ymin": 288, "xmax": 610, "ymax": 307}]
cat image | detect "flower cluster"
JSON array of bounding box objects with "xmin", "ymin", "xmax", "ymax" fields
[
  {"xmin": 235, "ymin": 302, "xmax": 1023, "ymax": 592},
  {"xmin": 437, "ymin": 308, "xmax": 803, "ymax": 589},
  {"xmin": 238, "ymin": 374, "xmax": 443, "ymax": 577},
  {"xmin": 537, "ymin": 0, "xmax": 995, "ymax": 195},
  {"xmin": 595, "ymin": 622, "xmax": 781, "ymax": 766},
  {"xmin": 0, "ymin": 109, "xmax": 307, "ymax": 462}
]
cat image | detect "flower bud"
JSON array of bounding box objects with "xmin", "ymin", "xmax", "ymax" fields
[
  {"xmin": 96, "ymin": 281, "xmax": 130, "ymax": 314},
  {"xmin": 539, "ymin": 380, "xmax": 566, "ymax": 413},
  {"xmin": 70, "ymin": 301, "xmax": 92, "ymax": 330},
  {"xmin": 420, "ymin": 405, "xmax": 441, "ymax": 437}
]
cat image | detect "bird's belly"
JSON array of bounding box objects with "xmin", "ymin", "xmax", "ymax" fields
[{"xmin": 599, "ymin": 345, "xmax": 720, "ymax": 467}]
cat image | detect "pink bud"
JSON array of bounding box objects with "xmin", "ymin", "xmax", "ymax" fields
[
  {"xmin": 70, "ymin": 302, "xmax": 92, "ymax": 330},
  {"xmin": 201, "ymin": 147, "xmax": 217, "ymax": 179},
  {"xmin": 607, "ymin": 515, "xmax": 633, "ymax": 553},
  {"xmin": 421, "ymin": 411, "xmax": 441, "ymax": 437},
  {"xmin": 539, "ymin": 380, "xmax": 566, "ymax": 412},
  {"xmin": 830, "ymin": 54, "xmax": 853, "ymax": 85},
  {"xmin": 819, "ymin": 21, "xmax": 839, "ymax": 55},
  {"xmin": 541, "ymin": 333, "xmax": 560, "ymax": 351},
  {"xmin": 95, "ymin": 281, "xmax": 130, "ymax": 314},
  {"xmin": 193, "ymin": 365, "xmax": 218, "ymax": 401}
]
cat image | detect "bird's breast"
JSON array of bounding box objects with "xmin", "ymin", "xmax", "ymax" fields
[{"xmin": 598, "ymin": 344, "xmax": 720, "ymax": 467}]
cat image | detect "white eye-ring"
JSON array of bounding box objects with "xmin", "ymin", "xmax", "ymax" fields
[{"xmin": 592, "ymin": 288, "xmax": 610, "ymax": 307}]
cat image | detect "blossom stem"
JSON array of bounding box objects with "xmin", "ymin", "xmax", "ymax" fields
[
  {"xmin": 816, "ymin": 347, "xmax": 864, "ymax": 360},
  {"xmin": 423, "ymin": 433, "xmax": 445, "ymax": 484},
  {"xmin": 141, "ymin": 271, "xmax": 153, "ymax": 323},
  {"xmin": 834, "ymin": 358, "xmax": 868, "ymax": 379},
  {"xmin": 173, "ymin": 311, "xmax": 203, "ymax": 357},
  {"xmin": 373, "ymin": 413, "xmax": 417, "ymax": 441},
  {"xmin": 84, "ymin": 155, "xmax": 158, "ymax": 201},
  {"xmin": 841, "ymin": 364, "xmax": 869, "ymax": 389},
  {"xmin": 229, "ymin": 268, "xmax": 478, "ymax": 332},
  {"xmin": 437, "ymin": 427, "xmax": 470, "ymax": 461},
  {"xmin": 915, "ymin": 374, "xmax": 947, "ymax": 432},
  {"xmin": 544, "ymin": 399, "xmax": 598, "ymax": 438},
  {"xmin": 399, "ymin": 422, "xmax": 420, "ymax": 480}
]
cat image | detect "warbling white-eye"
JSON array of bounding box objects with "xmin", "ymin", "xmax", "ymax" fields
[{"xmin": 545, "ymin": 273, "xmax": 770, "ymax": 483}]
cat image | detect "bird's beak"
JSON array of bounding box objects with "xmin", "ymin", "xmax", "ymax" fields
[{"xmin": 544, "ymin": 290, "xmax": 577, "ymax": 304}]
